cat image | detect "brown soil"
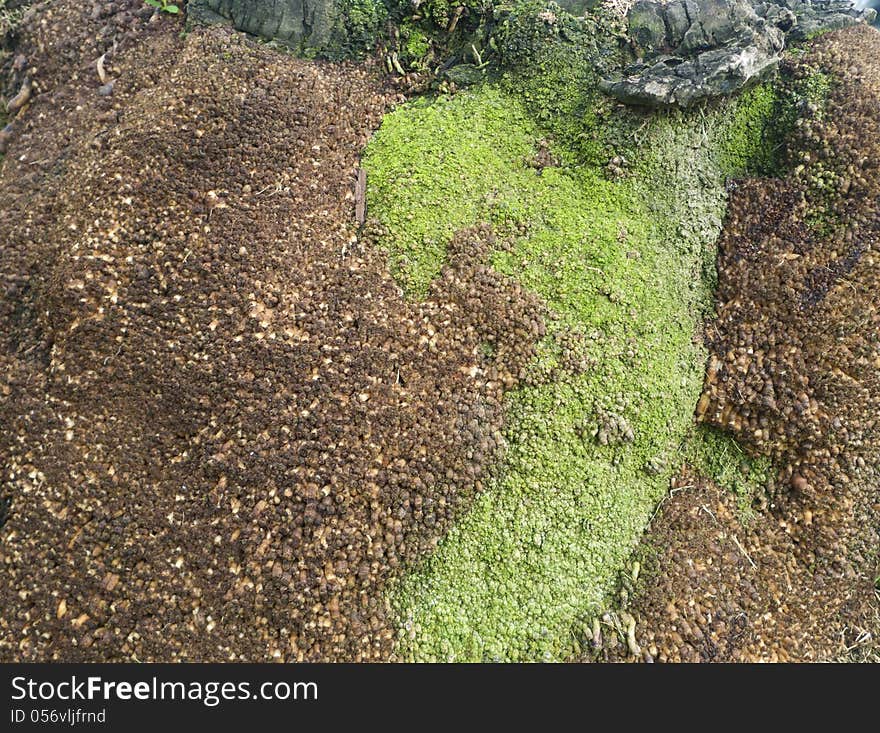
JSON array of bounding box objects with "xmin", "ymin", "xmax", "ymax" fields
[
  {"xmin": 605, "ymin": 26, "xmax": 880, "ymax": 662},
  {"xmin": 0, "ymin": 4, "xmax": 542, "ymax": 661},
  {"xmin": 604, "ymin": 470, "xmax": 878, "ymax": 662}
]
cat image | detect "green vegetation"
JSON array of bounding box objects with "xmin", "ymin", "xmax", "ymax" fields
[
  {"xmin": 400, "ymin": 22, "xmax": 431, "ymax": 67},
  {"xmin": 777, "ymin": 69, "xmax": 843, "ymax": 235},
  {"xmin": 493, "ymin": 2, "xmax": 612, "ymax": 164},
  {"xmin": 364, "ymin": 70, "xmax": 787, "ymax": 659},
  {"xmin": 684, "ymin": 425, "xmax": 773, "ymax": 518},
  {"xmin": 791, "ymin": 69, "xmax": 832, "ymax": 118},
  {"xmin": 365, "ymin": 91, "xmax": 537, "ymax": 295},
  {"xmin": 145, "ymin": 0, "xmax": 180, "ymax": 14},
  {"xmin": 716, "ymin": 83, "xmax": 780, "ymax": 176},
  {"xmin": 358, "ymin": 0, "xmax": 850, "ymax": 661},
  {"xmin": 326, "ymin": 0, "xmax": 388, "ymax": 59},
  {"xmin": 775, "ymin": 68, "xmax": 832, "ymax": 147},
  {"xmin": 324, "ymin": 0, "xmax": 493, "ymax": 64},
  {"xmin": 414, "ymin": 0, "xmax": 489, "ymax": 29},
  {"xmin": 369, "ymin": 0, "xmax": 496, "ymax": 73},
  {"xmin": 318, "ymin": 0, "xmax": 614, "ymax": 77},
  {"xmin": 715, "ymin": 68, "xmax": 833, "ymax": 179}
]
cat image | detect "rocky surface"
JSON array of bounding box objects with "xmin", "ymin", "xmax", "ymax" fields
[
  {"xmin": 187, "ymin": 0, "xmax": 338, "ymax": 51},
  {"xmin": 856, "ymin": 0, "xmax": 880, "ymax": 26},
  {"xmin": 186, "ymin": 0, "xmax": 388, "ymax": 56},
  {"xmin": 788, "ymin": 0, "xmax": 876, "ymax": 37},
  {"xmin": 601, "ymin": 0, "xmax": 876, "ymax": 107}
]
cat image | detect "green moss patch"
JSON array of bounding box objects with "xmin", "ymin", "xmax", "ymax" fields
[
  {"xmin": 364, "ymin": 89, "xmax": 540, "ymax": 295},
  {"xmin": 684, "ymin": 425, "xmax": 773, "ymax": 519},
  {"xmin": 364, "ymin": 82, "xmax": 776, "ymax": 659},
  {"xmin": 493, "ymin": 2, "xmax": 610, "ymax": 164},
  {"xmin": 716, "ymin": 83, "xmax": 780, "ymax": 176},
  {"xmin": 361, "ymin": 0, "xmax": 800, "ymax": 654}
]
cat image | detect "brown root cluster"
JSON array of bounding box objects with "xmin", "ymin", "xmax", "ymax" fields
[
  {"xmin": 605, "ymin": 469, "xmax": 877, "ymax": 662},
  {"xmin": 697, "ymin": 27, "xmax": 880, "ymax": 480},
  {"xmin": 0, "ymin": 8, "xmax": 543, "ymax": 661}
]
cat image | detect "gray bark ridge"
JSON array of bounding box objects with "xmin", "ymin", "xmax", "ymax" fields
[
  {"xmin": 188, "ymin": 0, "xmax": 337, "ymax": 51},
  {"xmin": 601, "ymin": 0, "xmax": 877, "ymax": 107}
]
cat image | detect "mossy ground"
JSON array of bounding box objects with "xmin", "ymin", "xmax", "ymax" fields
[
  {"xmin": 357, "ymin": 0, "xmax": 829, "ymax": 658},
  {"xmin": 716, "ymin": 83, "xmax": 780, "ymax": 176},
  {"xmin": 363, "ymin": 78, "xmax": 784, "ymax": 660}
]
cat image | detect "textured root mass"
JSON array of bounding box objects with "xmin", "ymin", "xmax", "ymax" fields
[{"xmin": 0, "ymin": 5, "xmax": 542, "ymax": 661}]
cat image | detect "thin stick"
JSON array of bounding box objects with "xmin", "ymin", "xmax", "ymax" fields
[
  {"xmin": 732, "ymin": 534, "xmax": 757, "ymax": 569},
  {"xmin": 355, "ymin": 168, "xmax": 367, "ymax": 226}
]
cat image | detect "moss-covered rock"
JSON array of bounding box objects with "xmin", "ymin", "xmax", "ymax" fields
[
  {"xmin": 601, "ymin": 0, "xmax": 870, "ymax": 108},
  {"xmin": 492, "ymin": 2, "xmax": 618, "ymax": 162}
]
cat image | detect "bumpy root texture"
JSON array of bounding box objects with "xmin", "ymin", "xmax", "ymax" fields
[{"xmin": 0, "ymin": 5, "xmax": 544, "ymax": 661}]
